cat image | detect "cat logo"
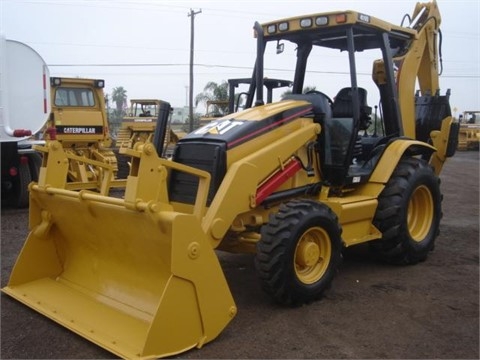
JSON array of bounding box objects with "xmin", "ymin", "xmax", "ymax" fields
[{"xmin": 195, "ymin": 119, "xmax": 243, "ymax": 135}]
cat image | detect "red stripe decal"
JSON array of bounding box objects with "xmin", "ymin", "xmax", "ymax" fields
[
  {"xmin": 227, "ymin": 106, "xmax": 313, "ymax": 148},
  {"xmin": 43, "ymin": 66, "xmax": 48, "ymax": 113}
]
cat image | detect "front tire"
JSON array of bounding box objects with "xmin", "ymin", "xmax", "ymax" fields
[
  {"xmin": 255, "ymin": 200, "xmax": 342, "ymax": 305},
  {"xmin": 371, "ymin": 157, "xmax": 442, "ymax": 264}
]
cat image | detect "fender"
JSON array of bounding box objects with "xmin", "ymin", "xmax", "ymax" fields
[{"xmin": 369, "ymin": 139, "xmax": 436, "ymax": 184}]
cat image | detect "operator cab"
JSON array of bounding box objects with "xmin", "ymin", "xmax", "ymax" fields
[
  {"xmin": 286, "ymin": 86, "xmax": 377, "ymax": 186},
  {"xmin": 253, "ymin": 12, "xmax": 414, "ymax": 186}
]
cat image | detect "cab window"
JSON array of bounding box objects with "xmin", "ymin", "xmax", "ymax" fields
[{"xmin": 55, "ymin": 88, "xmax": 95, "ymax": 107}]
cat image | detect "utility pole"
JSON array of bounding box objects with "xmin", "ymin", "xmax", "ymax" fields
[{"xmin": 188, "ymin": 8, "xmax": 202, "ymax": 132}]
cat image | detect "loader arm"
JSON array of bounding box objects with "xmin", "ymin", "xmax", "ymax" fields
[{"xmin": 202, "ymin": 119, "xmax": 320, "ymax": 247}]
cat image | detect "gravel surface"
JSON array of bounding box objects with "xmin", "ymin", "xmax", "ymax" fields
[{"xmin": 1, "ymin": 151, "xmax": 478, "ymax": 359}]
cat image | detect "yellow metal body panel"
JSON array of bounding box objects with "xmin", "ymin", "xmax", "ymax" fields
[
  {"xmin": 369, "ymin": 139, "xmax": 436, "ymax": 183},
  {"xmin": 323, "ymin": 195, "xmax": 381, "ymax": 247},
  {"xmin": 429, "ymin": 116, "xmax": 455, "ymax": 175},
  {"xmin": 226, "ymin": 100, "xmax": 313, "ymax": 166},
  {"xmin": 52, "ymin": 109, "xmax": 105, "ymax": 142}
]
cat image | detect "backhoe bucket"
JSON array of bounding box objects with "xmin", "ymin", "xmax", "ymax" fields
[{"xmin": 2, "ymin": 144, "xmax": 236, "ymax": 359}]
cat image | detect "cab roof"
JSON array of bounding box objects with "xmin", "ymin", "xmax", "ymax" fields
[
  {"xmin": 260, "ymin": 10, "xmax": 417, "ymax": 52},
  {"xmin": 130, "ymin": 99, "xmax": 165, "ymax": 105}
]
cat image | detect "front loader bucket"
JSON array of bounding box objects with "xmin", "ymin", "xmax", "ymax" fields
[{"xmin": 3, "ymin": 186, "xmax": 236, "ymax": 358}]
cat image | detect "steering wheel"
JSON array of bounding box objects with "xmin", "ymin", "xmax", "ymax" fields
[{"xmin": 305, "ymin": 90, "xmax": 334, "ymax": 106}]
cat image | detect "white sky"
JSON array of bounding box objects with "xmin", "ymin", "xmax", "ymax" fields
[{"xmin": 1, "ymin": 0, "xmax": 479, "ymax": 115}]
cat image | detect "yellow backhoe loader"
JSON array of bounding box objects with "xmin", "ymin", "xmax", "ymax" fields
[{"xmin": 3, "ymin": 1, "xmax": 458, "ymax": 358}]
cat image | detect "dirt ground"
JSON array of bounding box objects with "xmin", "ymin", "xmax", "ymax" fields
[{"xmin": 1, "ymin": 151, "xmax": 478, "ymax": 359}]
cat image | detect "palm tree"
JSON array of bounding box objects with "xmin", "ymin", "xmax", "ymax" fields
[
  {"xmin": 112, "ymin": 86, "xmax": 127, "ymax": 114},
  {"xmin": 195, "ymin": 81, "xmax": 229, "ymax": 115}
]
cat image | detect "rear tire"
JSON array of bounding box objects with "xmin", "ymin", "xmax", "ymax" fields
[
  {"xmin": 115, "ymin": 150, "xmax": 130, "ymax": 179},
  {"xmin": 371, "ymin": 157, "xmax": 442, "ymax": 264},
  {"xmin": 12, "ymin": 162, "xmax": 32, "ymax": 208},
  {"xmin": 27, "ymin": 152, "xmax": 42, "ymax": 182},
  {"xmin": 255, "ymin": 200, "xmax": 342, "ymax": 305}
]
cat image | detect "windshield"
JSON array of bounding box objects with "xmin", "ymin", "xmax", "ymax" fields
[
  {"xmin": 463, "ymin": 112, "xmax": 480, "ymax": 124},
  {"xmin": 131, "ymin": 103, "xmax": 158, "ymax": 117},
  {"xmin": 54, "ymin": 87, "xmax": 95, "ymax": 107},
  {"xmin": 260, "ymin": 36, "xmax": 382, "ymax": 109}
]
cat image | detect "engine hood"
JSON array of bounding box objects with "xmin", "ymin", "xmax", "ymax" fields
[{"xmin": 181, "ymin": 100, "xmax": 313, "ymax": 149}]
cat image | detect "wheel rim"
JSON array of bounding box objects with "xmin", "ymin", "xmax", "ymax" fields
[
  {"xmin": 407, "ymin": 185, "xmax": 434, "ymax": 242},
  {"xmin": 294, "ymin": 227, "xmax": 331, "ymax": 284}
]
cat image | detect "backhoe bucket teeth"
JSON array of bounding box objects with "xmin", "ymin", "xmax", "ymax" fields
[{"xmin": 3, "ymin": 189, "xmax": 236, "ymax": 359}]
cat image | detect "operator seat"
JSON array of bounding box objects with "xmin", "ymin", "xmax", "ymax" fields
[
  {"xmin": 331, "ymin": 87, "xmax": 371, "ymax": 129},
  {"xmin": 322, "ymin": 87, "xmax": 373, "ymax": 174}
]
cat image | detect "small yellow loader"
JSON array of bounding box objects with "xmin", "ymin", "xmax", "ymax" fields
[
  {"xmin": 114, "ymin": 99, "xmax": 178, "ymax": 177},
  {"xmin": 457, "ymin": 110, "xmax": 480, "ymax": 150},
  {"xmin": 42, "ymin": 77, "xmax": 125, "ymax": 194}
]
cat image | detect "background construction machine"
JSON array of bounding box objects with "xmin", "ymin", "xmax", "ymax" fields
[
  {"xmin": 457, "ymin": 110, "xmax": 480, "ymax": 150},
  {"xmin": 3, "ymin": 1, "xmax": 458, "ymax": 359},
  {"xmin": 0, "ymin": 35, "xmax": 50, "ymax": 208},
  {"xmin": 41, "ymin": 77, "xmax": 125, "ymax": 194},
  {"xmin": 228, "ymin": 77, "xmax": 293, "ymax": 113},
  {"xmin": 198, "ymin": 77, "xmax": 293, "ymax": 127},
  {"xmin": 114, "ymin": 99, "xmax": 177, "ymax": 177},
  {"xmin": 198, "ymin": 99, "xmax": 230, "ymax": 126}
]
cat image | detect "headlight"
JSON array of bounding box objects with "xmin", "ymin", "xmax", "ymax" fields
[
  {"xmin": 300, "ymin": 18, "xmax": 313, "ymax": 28},
  {"xmin": 278, "ymin": 22, "xmax": 289, "ymax": 31},
  {"xmin": 315, "ymin": 16, "xmax": 329, "ymax": 26},
  {"xmin": 267, "ymin": 24, "xmax": 276, "ymax": 34},
  {"xmin": 50, "ymin": 77, "xmax": 61, "ymax": 86}
]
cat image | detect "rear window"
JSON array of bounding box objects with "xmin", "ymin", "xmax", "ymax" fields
[{"xmin": 55, "ymin": 87, "xmax": 95, "ymax": 107}]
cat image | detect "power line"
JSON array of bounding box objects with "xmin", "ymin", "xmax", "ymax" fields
[{"xmin": 46, "ymin": 62, "xmax": 480, "ymax": 78}]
